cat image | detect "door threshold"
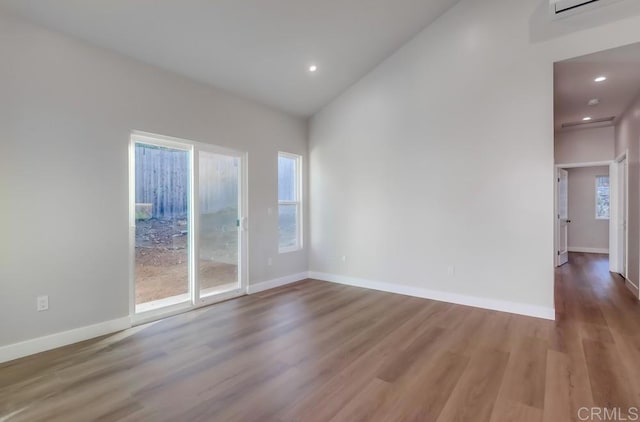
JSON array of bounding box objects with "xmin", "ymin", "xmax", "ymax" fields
[{"xmin": 132, "ymin": 288, "xmax": 246, "ymax": 326}]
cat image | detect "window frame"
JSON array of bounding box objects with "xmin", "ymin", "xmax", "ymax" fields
[
  {"xmin": 595, "ymin": 175, "xmax": 610, "ymax": 220},
  {"xmin": 278, "ymin": 151, "xmax": 303, "ymax": 253}
]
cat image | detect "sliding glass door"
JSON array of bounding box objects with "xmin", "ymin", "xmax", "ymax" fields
[
  {"xmin": 134, "ymin": 143, "xmax": 191, "ymax": 312},
  {"xmin": 131, "ymin": 133, "xmax": 246, "ymax": 320},
  {"xmin": 197, "ymin": 151, "xmax": 241, "ymax": 299}
]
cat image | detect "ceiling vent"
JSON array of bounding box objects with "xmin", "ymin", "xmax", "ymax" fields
[
  {"xmin": 550, "ymin": 0, "xmax": 623, "ymax": 18},
  {"xmin": 561, "ymin": 116, "xmax": 615, "ymax": 128}
]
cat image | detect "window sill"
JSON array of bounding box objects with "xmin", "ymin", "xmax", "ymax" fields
[{"xmin": 279, "ymin": 247, "xmax": 303, "ymax": 254}]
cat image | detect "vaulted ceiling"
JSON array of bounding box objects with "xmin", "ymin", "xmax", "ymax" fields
[{"xmin": 0, "ymin": 0, "xmax": 460, "ymax": 116}]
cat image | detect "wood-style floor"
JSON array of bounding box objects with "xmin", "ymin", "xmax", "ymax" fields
[{"xmin": 1, "ymin": 253, "xmax": 640, "ymax": 421}]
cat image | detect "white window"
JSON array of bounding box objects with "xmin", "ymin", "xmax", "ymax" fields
[
  {"xmin": 278, "ymin": 152, "xmax": 302, "ymax": 252},
  {"xmin": 596, "ymin": 175, "xmax": 610, "ymax": 220}
]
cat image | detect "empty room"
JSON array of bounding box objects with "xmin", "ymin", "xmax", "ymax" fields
[{"xmin": 2, "ymin": 0, "xmax": 640, "ymax": 421}]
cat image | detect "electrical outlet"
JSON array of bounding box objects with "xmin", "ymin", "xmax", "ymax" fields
[
  {"xmin": 37, "ymin": 295, "xmax": 49, "ymax": 312},
  {"xmin": 447, "ymin": 265, "xmax": 455, "ymax": 277},
  {"xmin": 267, "ymin": 257, "xmax": 273, "ymax": 266},
  {"xmin": 341, "ymin": 255, "xmax": 347, "ymax": 263}
]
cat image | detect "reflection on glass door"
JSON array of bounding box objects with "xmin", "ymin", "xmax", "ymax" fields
[
  {"xmin": 134, "ymin": 142, "xmax": 191, "ymax": 312},
  {"xmin": 198, "ymin": 151, "xmax": 240, "ymax": 298}
]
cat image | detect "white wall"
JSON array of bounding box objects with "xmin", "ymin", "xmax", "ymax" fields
[
  {"xmin": 567, "ymin": 166, "xmax": 610, "ymax": 252},
  {"xmin": 615, "ymin": 93, "xmax": 640, "ymax": 288},
  {"xmin": 309, "ymin": 0, "xmax": 640, "ymax": 314},
  {"xmin": 555, "ymin": 126, "xmax": 615, "ymax": 164},
  {"xmin": 0, "ymin": 12, "xmax": 308, "ymax": 348}
]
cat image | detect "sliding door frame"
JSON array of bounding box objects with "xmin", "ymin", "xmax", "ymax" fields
[{"xmin": 129, "ymin": 131, "xmax": 248, "ymax": 325}]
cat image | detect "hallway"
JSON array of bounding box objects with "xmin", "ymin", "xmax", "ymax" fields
[{"xmin": 552, "ymin": 252, "xmax": 640, "ymax": 420}]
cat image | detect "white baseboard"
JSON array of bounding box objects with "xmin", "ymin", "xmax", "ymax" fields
[
  {"xmin": 247, "ymin": 272, "xmax": 309, "ymax": 294},
  {"xmin": 0, "ymin": 269, "xmax": 556, "ymax": 364},
  {"xmin": 308, "ymin": 271, "xmax": 555, "ymax": 321},
  {"xmin": 0, "ymin": 271, "xmax": 309, "ymax": 364},
  {"xmin": 0, "ymin": 317, "xmax": 131, "ymax": 364},
  {"xmin": 625, "ymin": 278, "xmax": 639, "ymax": 296},
  {"xmin": 568, "ymin": 247, "xmax": 609, "ymax": 254}
]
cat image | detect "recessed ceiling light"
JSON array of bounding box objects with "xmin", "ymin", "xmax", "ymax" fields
[
  {"xmin": 309, "ymin": 65, "xmax": 318, "ymax": 72},
  {"xmin": 583, "ymin": 117, "xmax": 592, "ymax": 121},
  {"xmin": 594, "ymin": 76, "xmax": 607, "ymax": 82},
  {"xmin": 588, "ymin": 98, "xmax": 600, "ymax": 106}
]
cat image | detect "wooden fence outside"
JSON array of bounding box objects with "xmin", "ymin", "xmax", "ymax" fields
[{"xmin": 135, "ymin": 144, "xmax": 238, "ymax": 219}]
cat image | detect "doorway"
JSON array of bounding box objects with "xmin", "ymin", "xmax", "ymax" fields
[
  {"xmin": 553, "ymin": 42, "xmax": 640, "ymax": 300},
  {"xmin": 129, "ymin": 132, "xmax": 247, "ymax": 323},
  {"xmin": 555, "ymin": 163, "xmax": 613, "ymax": 267}
]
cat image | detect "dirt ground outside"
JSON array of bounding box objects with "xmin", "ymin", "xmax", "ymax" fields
[{"xmin": 135, "ymin": 213, "xmax": 238, "ymax": 305}]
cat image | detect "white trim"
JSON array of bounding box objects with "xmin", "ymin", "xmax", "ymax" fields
[
  {"xmin": 308, "ymin": 272, "xmax": 556, "ymax": 321},
  {"xmin": 132, "ymin": 130, "xmax": 245, "ymax": 157},
  {"xmin": 619, "ymin": 152, "xmax": 629, "ymax": 279},
  {"xmin": 0, "ymin": 317, "xmax": 131, "ymax": 364},
  {"xmin": 555, "ymin": 160, "xmax": 613, "ymax": 169},
  {"xmin": 191, "ymin": 142, "xmax": 199, "ymax": 307},
  {"xmin": 625, "ymin": 279, "xmax": 639, "ymax": 297},
  {"xmin": 554, "ymin": 167, "xmax": 559, "ymax": 267},
  {"xmin": 622, "ymin": 273, "xmax": 639, "ymax": 298},
  {"xmin": 609, "ymin": 161, "xmax": 619, "ymax": 273},
  {"xmin": 568, "ymin": 247, "xmax": 609, "ymax": 254},
  {"xmin": 128, "ymin": 140, "xmax": 136, "ymax": 318},
  {"xmin": 615, "ymin": 150, "xmax": 628, "ymax": 164},
  {"xmin": 609, "ymin": 151, "xmax": 628, "ymax": 276},
  {"xmin": 135, "ymin": 294, "xmax": 190, "ymax": 314},
  {"xmin": 247, "ymin": 272, "xmax": 309, "ymax": 294}
]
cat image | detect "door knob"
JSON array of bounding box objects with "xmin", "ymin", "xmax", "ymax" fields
[{"xmin": 566, "ymin": 220, "xmax": 571, "ymax": 223}]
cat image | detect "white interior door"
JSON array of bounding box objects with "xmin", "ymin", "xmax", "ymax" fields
[
  {"xmin": 556, "ymin": 168, "xmax": 569, "ymax": 266},
  {"xmin": 618, "ymin": 157, "xmax": 628, "ymax": 278}
]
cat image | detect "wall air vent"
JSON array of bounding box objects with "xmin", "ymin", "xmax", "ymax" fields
[
  {"xmin": 561, "ymin": 116, "xmax": 615, "ymax": 129},
  {"xmin": 550, "ymin": 0, "xmax": 623, "ymax": 18}
]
